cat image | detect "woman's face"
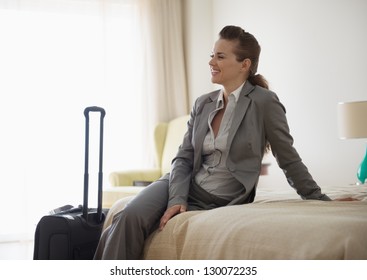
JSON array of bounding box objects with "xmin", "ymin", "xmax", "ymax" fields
[{"xmin": 209, "ymin": 39, "xmax": 249, "ymax": 92}]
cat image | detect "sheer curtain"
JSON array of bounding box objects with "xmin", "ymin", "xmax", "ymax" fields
[
  {"xmin": 0, "ymin": 0, "xmax": 147, "ymax": 241},
  {"xmin": 0, "ymin": 0, "xmax": 188, "ymax": 243},
  {"xmin": 138, "ymin": 0, "xmax": 189, "ymax": 126}
]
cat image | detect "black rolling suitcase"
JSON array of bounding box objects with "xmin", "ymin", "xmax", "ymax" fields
[{"xmin": 33, "ymin": 106, "xmax": 108, "ymax": 260}]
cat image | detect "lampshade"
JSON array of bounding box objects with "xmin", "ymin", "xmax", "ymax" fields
[{"xmin": 337, "ymin": 101, "xmax": 367, "ymax": 139}]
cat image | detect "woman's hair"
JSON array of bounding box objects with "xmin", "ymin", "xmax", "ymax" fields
[{"xmin": 219, "ymin": 25, "xmax": 269, "ymax": 89}]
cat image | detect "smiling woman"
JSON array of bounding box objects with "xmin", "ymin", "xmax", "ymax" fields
[{"xmin": 0, "ymin": 1, "xmax": 146, "ymax": 248}]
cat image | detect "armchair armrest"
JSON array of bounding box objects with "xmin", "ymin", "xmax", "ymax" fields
[{"xmin": 108, "ymin": 168, "xmax": 162, "ymax": 186}]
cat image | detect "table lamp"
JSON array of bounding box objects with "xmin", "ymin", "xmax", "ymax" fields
[{"xmin": 337, "ymin": 101, "xmax": 367, "ymax": 184}]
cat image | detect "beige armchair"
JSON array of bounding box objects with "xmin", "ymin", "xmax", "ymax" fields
[{"xmin": 102, "ymin": 115, "xmax": 189, "ymax": 208}]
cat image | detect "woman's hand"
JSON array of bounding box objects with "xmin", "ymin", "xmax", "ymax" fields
[
  {"xmin": 159, "ymin": 204, "xmax": 187, "ymax": 231},
  {"xmin": 333, "ymin": 197, "xmax": 360, "ymax": 201}
]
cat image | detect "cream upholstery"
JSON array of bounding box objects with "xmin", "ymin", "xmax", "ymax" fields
[{"xmin": 102, "ymin": 115, "xmax": 189, "ymax": 208}]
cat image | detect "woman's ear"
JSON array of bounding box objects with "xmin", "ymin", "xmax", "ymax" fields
[{"xmin": 241, "ymin": 58, "xmax": 252, "ymax": 73}]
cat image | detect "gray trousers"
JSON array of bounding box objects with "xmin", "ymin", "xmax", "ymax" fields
[{"xmin": 94, "ymin": 174, "xmax": 230, "ymax": 260}]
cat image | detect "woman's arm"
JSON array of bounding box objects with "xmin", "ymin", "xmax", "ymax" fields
[{"xmin": 263, "ymin": 91, "xmax": 331, "ymax": 201}]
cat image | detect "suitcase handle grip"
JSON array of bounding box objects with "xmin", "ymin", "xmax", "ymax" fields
[
  {"xmin": 83, "ymin": 106, "xmax": 105, "ymax": 223},
  {"xmin": 84, "ymin": 106, "xmax": 106, "ymax": 118}
]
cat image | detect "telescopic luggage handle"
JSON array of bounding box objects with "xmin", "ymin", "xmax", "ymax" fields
[
  {"xmin": 84, "ymin": 106, "xmax": 106, "ymax": 117},
  {"xmin": 83, "ymin": 106, "xmax": 106, "ymax": 223}
]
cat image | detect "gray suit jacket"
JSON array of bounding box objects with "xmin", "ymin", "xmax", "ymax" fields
[{"xmin": 168, "ymin": 81, "xmax": 330, "ymax": 208}]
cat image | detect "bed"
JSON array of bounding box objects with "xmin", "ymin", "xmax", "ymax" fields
[{"xmin": 103, "ymin": 184, "xmax": 367, "ymax": 260}]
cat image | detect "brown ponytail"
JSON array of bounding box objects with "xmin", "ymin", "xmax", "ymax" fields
[
  {"xmin": 248, "ymin": 74, "xmax": 269, "ymax": 90},
  {"xmin": 219, "ymin": 25, "xmax": 269, "ymax": 89}
]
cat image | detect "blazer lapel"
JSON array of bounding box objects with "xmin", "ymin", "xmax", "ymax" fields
[
  {"xmin": 193, "ymin": 92, "xmax": 219, "ymax": 171},
  {"xmin": 227, "ymin": 82, "xmax": 255, "ymax": 148}
]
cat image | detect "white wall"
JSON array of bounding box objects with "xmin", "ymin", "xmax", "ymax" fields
[
  {"xmin": 185, "ymin": 0, "xmax": 367, "ymax": 187},
  {"xmin": 183, "ymin": 0, "xmax": 216, "ymax": 109}
]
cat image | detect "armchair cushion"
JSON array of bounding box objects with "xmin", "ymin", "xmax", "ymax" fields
[
  {"xmin": 108, "ymin": 169, "xmax": 161, "ymax": 186},
  {"xmin": 160, "ymin": 115, "xmax": 190, "ymax": 174}
]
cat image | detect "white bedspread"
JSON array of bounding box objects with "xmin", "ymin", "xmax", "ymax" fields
[{"xmin": 104, "ymin": 184, "xmax": 367, "ymax": 259}]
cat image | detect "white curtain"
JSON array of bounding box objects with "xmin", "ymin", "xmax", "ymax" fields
[
  {"xmin": 0, "ymin": 0, "xmax": 146, "ymax": 242},
  {"xmin": 0, "ymin": 0, "xmax": 188, "ymax": 245},
  {"xmin": 138, "ymin": 0, "xmax": 189, "ymax": 125},
  {"xmin": 129, "ymin": 0, "xmax": 190, "ymax": 174}
]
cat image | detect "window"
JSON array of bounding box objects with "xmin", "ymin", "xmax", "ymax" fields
[{"xmin": 0, "ymin": 0, "xmax": 146, "ymax": 241}]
